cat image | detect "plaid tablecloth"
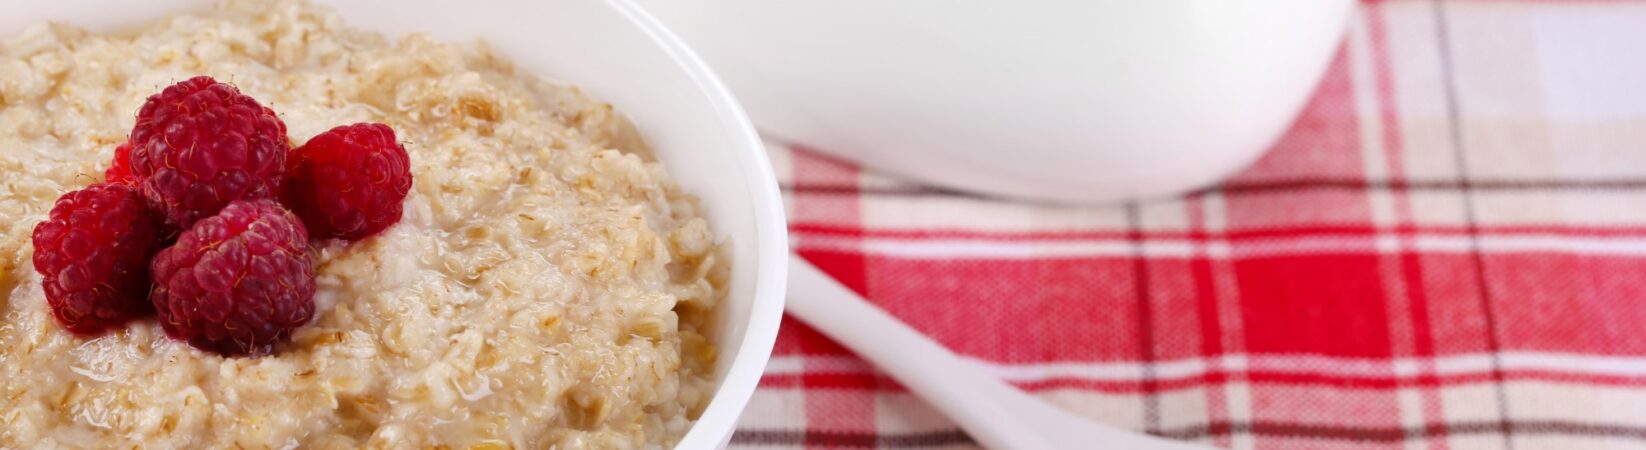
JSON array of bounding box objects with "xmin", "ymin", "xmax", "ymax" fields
[{"xmin": 728, "ymin": 1, "xmax": 1646, "ymax": 449}]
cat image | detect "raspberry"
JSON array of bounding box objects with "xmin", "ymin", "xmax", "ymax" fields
[
  {"xmin": 104, "ymin": 142, "xmax": 135, "ymax": 185},
  {"xmin": 130, "ymin": 76, "xmax": 291, "ymax": 230},
  {"xmin": 30, "ymin": 183, "xmax": 163, "ymax": 335},
  {"xmin": 282, "ymin": 123, "xmax": 412, "ymax": 240},
  {"xmin": 150, "ymin": 199, "xmax": 315, "ymax": 356}
]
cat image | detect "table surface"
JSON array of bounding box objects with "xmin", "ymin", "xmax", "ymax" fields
[{"xmin": 730, "ymin": 1, "xmax": 1646, "ymax": 449}]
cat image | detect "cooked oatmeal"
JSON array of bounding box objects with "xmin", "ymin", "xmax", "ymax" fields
[{"xmin": 0, "ymin": 1, "xmax": 722, "ymax": 448}]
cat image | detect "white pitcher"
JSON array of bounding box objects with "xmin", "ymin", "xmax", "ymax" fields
[{"xmin": 639, "ymin": 1, "xmax": 1356, "ymax": 203}]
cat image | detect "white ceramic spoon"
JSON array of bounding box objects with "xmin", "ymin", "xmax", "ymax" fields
[{"xmin": 787, "ymin": 254, "xmax": 1211, "ymax": 450}]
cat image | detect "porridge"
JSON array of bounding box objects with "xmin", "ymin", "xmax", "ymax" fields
[{"xmin": 0, "ymin": 1, "xmax": 723, "ymax": 448}]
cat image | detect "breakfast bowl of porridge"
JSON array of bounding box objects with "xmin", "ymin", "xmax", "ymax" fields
[{"xmin": 0, "ymin": 0, "xmax": 787, "ymax": 448}]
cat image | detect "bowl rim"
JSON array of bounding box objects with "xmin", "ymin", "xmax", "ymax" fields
[{"xmin": 600, "ymin": 1, "xmax": 789, "ymax": 448}]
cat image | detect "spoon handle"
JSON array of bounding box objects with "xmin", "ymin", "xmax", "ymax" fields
[{"xmin": 786, "ymin": 254, "xmax": 1209, "ymax": 450}]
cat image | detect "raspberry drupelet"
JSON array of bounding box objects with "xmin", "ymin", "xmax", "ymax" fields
[{"xmin": 104, "ymin": 142, "xmax": 136, "ymax": 185}]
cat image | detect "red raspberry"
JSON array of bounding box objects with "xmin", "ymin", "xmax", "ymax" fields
[
  {"xmin": 282, "ymin": 123, "xmax": 413, "ymax": 240},
  {"xmin": 130, "ymin": 76, "xmax": 291, "ymax": 230},
  {"xmin": 31, "ymin": 183, "xmax": 163, "ymax": 335},
  {"xmin": 104, "ymin": 142, "xmax": 135, "ymax": 185},
  {"xmin": 150, "ymin": 199, "xmax": 315, "ymax": 356}
]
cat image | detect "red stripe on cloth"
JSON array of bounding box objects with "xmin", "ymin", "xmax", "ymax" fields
[
  {"xmin": 1489, "ymin": 254, "xmax": 1646, "ymax": 355},
  {"xmin": 1203, "ymin": 39, "xmax": 1405, "ymax": 448},
  {"xmin": 1417, "ymin": 254, "xmax": 1505, "ymax": 355},
  {"xmin": 758, "ymin": 368, "xmax": 1646, "ymax": 393},
  {"xmin": 864, "ymin": 257, "xmax": 1144, "ymax": 362},
  {"xmin": 1365, "ymin": 1, "xmax": 1453, "ymax": 447},
  {"xmin": 787, "ymin": 254, "xmax": 1646, "ymax": 363},
  {"xmin": 785, "ymin": 177, "xmax": 1646, "ymax": 198},
  {"xmin": 736, "ymin": 420, "xmax": 1646, "ymax": 447},
  {"xmin": 1190, "ymin": 195, "xmax": 1237, "ymax": 447},
  {"xmin": 1239, "ymin": 254, "xmax": 1395, "ymax": 357},
  {"xmin": 1128, "ymin": 204, "xmax": 1165, "ymax": 433},
  {"xmin": 789, "ymin": 147, "xmax": 878, "ymax": 448},
  {"xmin": 790, "ymin": 223, "xmax": 1646, "ymax": 241}
]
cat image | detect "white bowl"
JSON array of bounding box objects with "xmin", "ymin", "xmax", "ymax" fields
[
  {"xmin": 0, "ymin": 1, "xmax": 789, "ymax": 448},
  {"xmin": 640, "ymin": 0, "xmax": 1356, "ymax": 203}
]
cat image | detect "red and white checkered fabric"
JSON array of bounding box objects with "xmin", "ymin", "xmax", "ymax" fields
[{"xmin": 729, "ymin": 1, "xmax": 1646, "ymax": 449}]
